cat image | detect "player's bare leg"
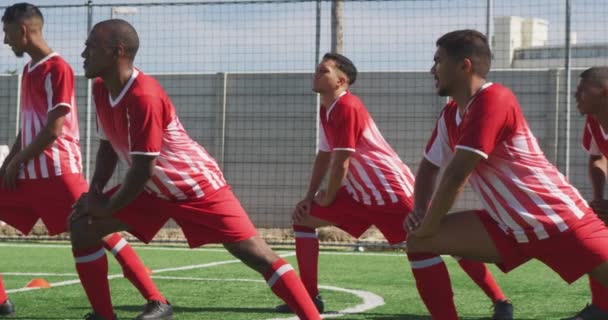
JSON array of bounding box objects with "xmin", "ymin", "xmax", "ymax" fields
[
  {"xmin": 407, "ymin": 210, "xmax": 504, "ymax": 263},
  {"xmin": 70, "ymin": 217, "xmax": 173, "ymax": 320},
  {"xmin": 223, "ymin": 235, "xmax": 321, "ymax": 320}
]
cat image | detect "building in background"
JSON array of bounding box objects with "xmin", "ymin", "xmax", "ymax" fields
[{"xmin": 493, "ymin": 15, "xmax": 608, "ymax": 69}]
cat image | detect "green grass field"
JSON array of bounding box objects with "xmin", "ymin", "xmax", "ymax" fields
[{"xmin": 0, "ymin": 242, "xmax": 591, "ymax": 319}]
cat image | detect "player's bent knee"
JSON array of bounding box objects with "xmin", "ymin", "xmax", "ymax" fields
[
  {"xmin": 406, "ymin": 235, "xmax": 436, "ymax": 254},
  {"xmin": 69, "ymin": 219, "xmax": 100, "ymax": 248}
]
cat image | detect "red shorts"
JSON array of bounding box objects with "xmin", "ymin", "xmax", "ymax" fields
[
  {"xmin": 110, "ymin": 186, "xmax": 258, "ymax": 248},
  {"xmin": 0, "ymin": 173, "xmax": 88, "ymax": 236},
  {"xmin": 478, "ymin": 210, "xmax": 608, "ymax": 283},
  {"xmin": 309, "ymin": 188, "xmax": 412, "ymax": 244}
]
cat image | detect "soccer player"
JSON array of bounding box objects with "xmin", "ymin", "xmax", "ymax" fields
[
  {"xmin": 406, "ymin": 29, "xmax": 608, "ymax": 319},
  {"xmin": 70, "ymin": 19, "xmax": 321, "ymax": 320},
  {"xmin": 1, "ymin": 4, "xmax": 169, "ymax": 319},
  {"xmin": 281, "ymin": 52, "xmax": 513, "ymax": 319},
  {"xmin": 568, "ymin": 66, "xmax": 608, "ymax": 320}
]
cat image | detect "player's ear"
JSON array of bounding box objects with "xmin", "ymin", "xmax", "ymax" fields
[{"xmin": 462, "ymin": 58, "xmax": 473, "ymax": 74}]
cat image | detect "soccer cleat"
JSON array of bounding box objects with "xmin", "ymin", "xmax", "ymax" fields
[
  {"xmin": 0, "ymin": 298, "xmax": 15, "ymax": 317},
  {"xmin": 562, "ymin": 304, "xmax": 608, "ymax": 320},
  {"xmin": 492, "ymin": 299, "xmax": 513, "ymax": 320},
  {"xmin": 135, "ymin": 300, "xmax": 173, "ymax": 320},
  {"xmin": 83, "ymin": 312, "xmax": 118, "ymax": 320},
  {"xmin": 275, "ymin": 295, "xmax": 324, "ymax": 314}
]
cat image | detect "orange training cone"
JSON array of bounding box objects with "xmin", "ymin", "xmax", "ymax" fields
[{"xmin": 25, "ymin": 278, "xmax": 51, "ymax": 288}]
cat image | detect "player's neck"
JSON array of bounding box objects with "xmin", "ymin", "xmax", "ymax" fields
[
  {"xmin": 27, "ymin": 39, "xmax": 53, "ymax": 65},
  {"xmin": 594, "ymin": 109, "xmax": 608, "ymax": 132},
  {"xmin": 104, "ymin": 67, "xmax": 135, "ymax": 99},
  {"xmin": 321, "ymin": 88, "xmax": 347, "ymax": 107},
  {"xmin": 453, "ymin": 78, "xmax": 487, "ymax": 114}
]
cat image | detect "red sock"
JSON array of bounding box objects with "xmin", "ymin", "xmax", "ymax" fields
[
  {"xmin": 73, "ymin": 245, "xmax": 114, "ymax": 320},
  {"xmin": 590, "ymin": 276, "xmax": 608, "ymax": 312},
  {"xmin": 407, "ymin": 252, "xmax": 458, "ymax": 320},
  {"xmin": 264, "ymin": 258, "xmax": 321, "ymax": 320},
  {"xmin": 456, "ymin": 258, "xmax": 506, "ymax": 302},
  {"xmin": 294, "ymin": 225, "xmax": 319, "ymax": 298},
  {"xmin": 0, "ymin": 274, "xmax": 7, "ymax": 304},
  {"xmin": 103, "ymin": 233, "xmax": 166, "ymax": 303}
]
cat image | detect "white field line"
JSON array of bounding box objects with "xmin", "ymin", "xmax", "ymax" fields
[
  {"xmin": 0, "ymin": 242, "xmax": 405, "ymax": 257},
  {"xmin": 144, "ymin": 276, "xmax": 385, "ymax": 320},
  {"xmin": 5, "ymin": 253, "xmax": 294, "ymax": 294}
]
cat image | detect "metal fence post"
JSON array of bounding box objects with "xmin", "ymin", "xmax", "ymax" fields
[{"xmin": 564, "ymin": 0, "xmax": 572, "ymax": 178}]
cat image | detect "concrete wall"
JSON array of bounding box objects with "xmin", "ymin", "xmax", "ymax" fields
[{"xmin": 0, "ymin": 70, "xmax": 590, "ymax": 228}]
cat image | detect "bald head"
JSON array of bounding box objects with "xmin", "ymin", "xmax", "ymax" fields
[
  {"xmin": 580, "ymin": 67, "xmax": 608, "ymax": 89},
  {"xmin": 91, "ymin": 19, "xmax": 139, "ymax": 60}
]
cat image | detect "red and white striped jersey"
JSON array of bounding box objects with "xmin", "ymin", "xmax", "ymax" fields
[
  {"xmin": 19, "ymin": 53, "xmax": 82, "ymax": 179},
  {"xmin": 582, "ymin": 116, "xmax": 608, "ymax": 156},
  {"xmin": 425, "ymin": 83, "xmax": 590, "ymax": 243},
  {"xmin": 93, "ymin": 69, "xmax": 226, "ymax": 201},
  {"xmin": 318, "ymin": 91, "xmax": 414, "ymax": 206}
]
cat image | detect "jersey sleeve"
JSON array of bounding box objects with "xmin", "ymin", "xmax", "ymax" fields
[
  {"xmin": 583, "ymin": 117, "xmax": 602, "ymax": 156},
  {"xmin": 455, "ymin": 93, "xmax": 514, "ymax": 159},
  {"xmin": 329, "ymin": 101, "xmax": 359, "ymax": 152},
  {"xmin": 45, "ymin": 62, "xmax": 74, "ymax": 111},
  {"xmin": 424, "ymin": 109, "xmax": 451, "ymax": 167},
  {"xmin": 317, "ymin": 116, "xmax": 331, "ymax": 152},
  {"xmin": 127, "ymin": 94, "xmax": 164, "ymax": 156}
]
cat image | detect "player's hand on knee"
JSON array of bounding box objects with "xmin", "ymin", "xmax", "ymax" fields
[
  {"xmin": 293, "ymin": 198, "xmax": 313, "ymax": 224},
  {"xmin": 405, "ymin": 209, "xmax": 424, "ymax": 232},
  {"xmin": 411, "ymin": 219, "xmax": 440, "ymax": 238},
  {"xmin": 2, "ymin": 159, "xmax": 20, "ymax": 190}
]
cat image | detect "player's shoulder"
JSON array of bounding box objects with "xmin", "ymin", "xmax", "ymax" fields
[
  {"xmin": 478, "ymin": 82, "xmax": 517, "ymax": 104},
  {"xmin": 335, "ymin": 91, "xmax": 366, "ymax": 114},
  {"xmin": 45, "ymin": 54, "xmax": 73, "ymax": 73}
]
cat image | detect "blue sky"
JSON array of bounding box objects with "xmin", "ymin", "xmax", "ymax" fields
[{"xmin": 1, "ymin": 0, "xmax": 607, "ymax": 74}]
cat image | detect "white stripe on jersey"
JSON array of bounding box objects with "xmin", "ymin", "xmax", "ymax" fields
[
  {"xmin": 156, "ymin": 157, "xmax": 204, "ymax": 198},
  {"xmin": 152, "ymin": 168, "xmax": 188, "ymax": 200},
  {"xmin": 347, "ymin": 174, "xmax": 371, "ymax": 205},
  {"xmin": 484, "ymin": 170, "xmax": 549, "ymax": 240},
  {"xmin": 350, "ymin": 158, "xmax": 384, "ymax": 205},
  {"xmin": 177, "ymin": 148, "xmax": 220, "ymax": 190},
  {"xmin": 473, "ymin": 176, "xmax": 529, "ymax": 243},
  {"xmin": 24, "ymin": 112, "xmax": 37, "ymax": 178},
  {"xmin": 44, "ymin": 74, "xmax": 53, "ymax": 111},
  {"xmin": 361, "ymin": 154, "xmax": 398, "ymax": 203},
  {"xmin": 343, "ymin": 178, "xmax": 360, "ymax": 202},
  {"xmin": 192, "ymin": 147, "xmax": 225, "ymax": 189},
  {"xmin": 530, "ymin": 167, "xmax": 586, "ymax": 219},
  {"xmin": 67, "ymin": 140, "xmax": 79, "ymax": 174},
  {"xmin": 372, "ymin": 151, "xmax": 414, "ymax": 197},
  {"xmin": 32, "ymin": 116, "xmax": 49, "ymax": 178},
  {"xmin": 144, "ymin": 178, "xmax": 170, "ymax": 200},
  {"xmin": 52, "ymin": 140, "xmax": 61, "ymax": 176}
]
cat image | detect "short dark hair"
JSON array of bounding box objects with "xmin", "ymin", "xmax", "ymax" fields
[
  {"xmin": 436, "ymin": 29, "xmax": 492, "ymax": 77},
  {"xmin": 322, "ymin": 52, "xmax": 357, "ymax": 85},
  {"xmin": 2, "ymin": 3, "xmax": 43, "ymax": 24},
  {"xmin": 580, "ymin": 67, "xmax": 608, "ymax": 87}
]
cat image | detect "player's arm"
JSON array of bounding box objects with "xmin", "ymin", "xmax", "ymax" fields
[
  {"xmin": 0, "ymin": 132, "xmax": 23, "ymax": 175},
  {"xmin": 304, "ymin": 151, "xmax": 331, "ymax": 200},
  {"xmin": 588, "ymin": 154, "xmax": 608, "ymax": 214},
  {"xmin": 405, "ymin": 157, "xmax": 441, "ymax": 231},
  {"xmin": 412, "ymin": 149, "xmax": 482, "ymax": 238},
  {"xmin": 103, "ymin": 154, "xmax": 155, "ymax": 215},
  {"xmin": 316, "ymin": 150, "xmax": 353, "ymax": 206},
  {"xmin": 89, "ymin": 139, "xmax": 119, "ymax": 193},
  {"xmin": 2, "ymin": 107, "xmax": 69, "ymax": 189}
]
